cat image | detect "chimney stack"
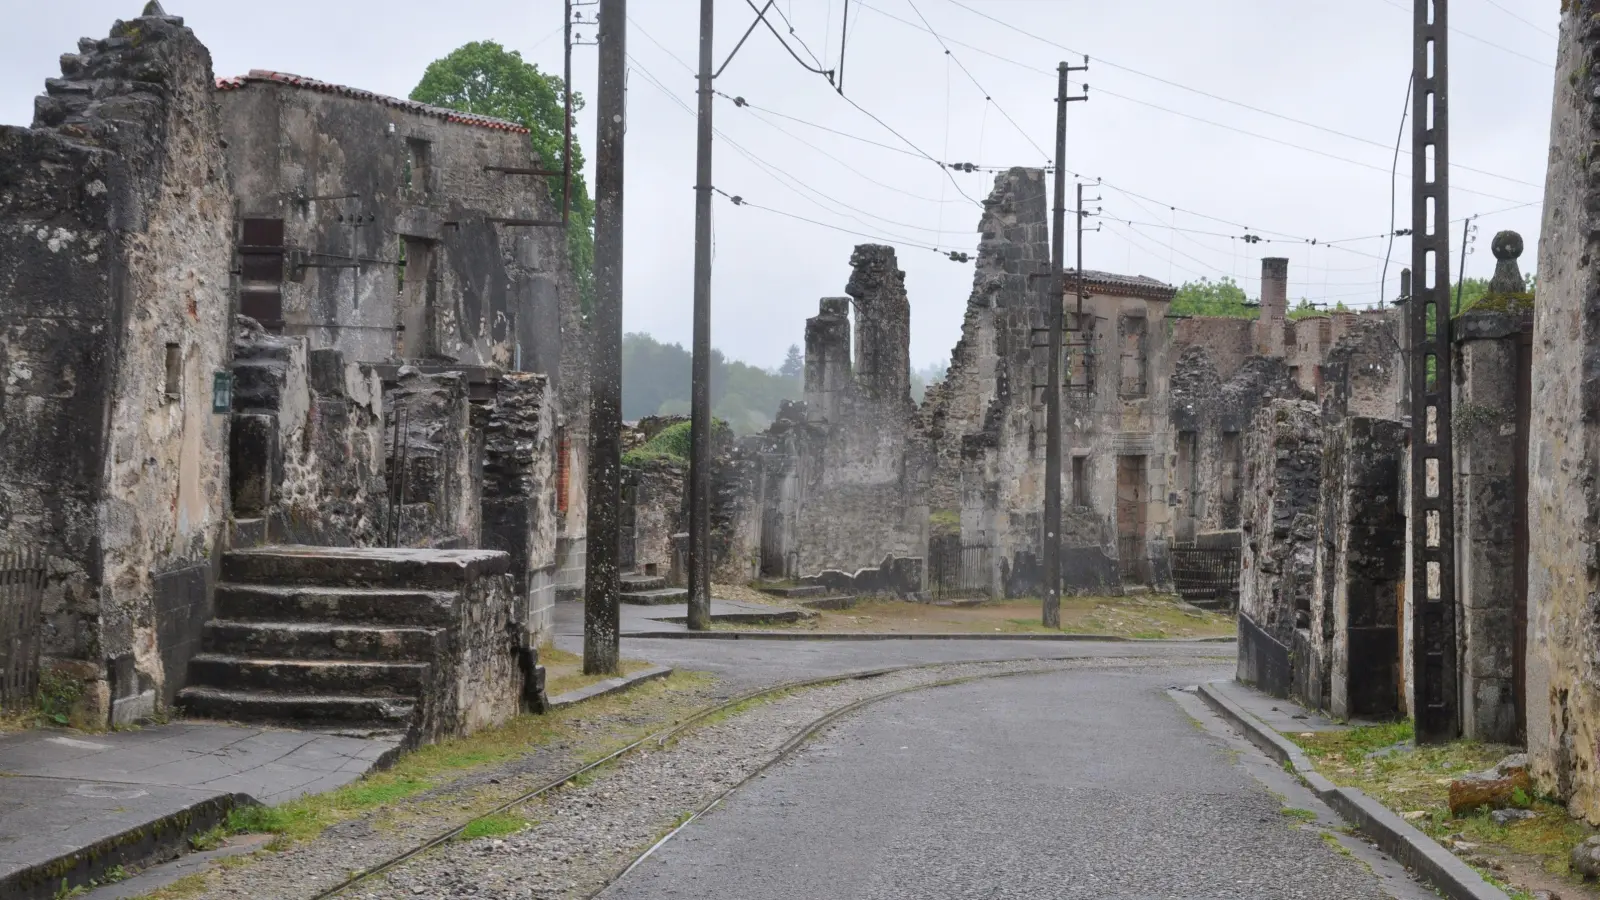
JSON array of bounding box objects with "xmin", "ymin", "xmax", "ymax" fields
[{"xmin": 1254, "ymin": 257, "xmax": 1289, "ymax": 357}]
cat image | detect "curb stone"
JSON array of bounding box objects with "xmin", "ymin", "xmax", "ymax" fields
[
  {"xmin": 547, "ymin": 665, "xmax": 674, "ymax": 710},
  {"xmin": 621, "ymin": 631, "xmax": 1237, "ymax": 643},
  {"xmin": 1196, "ymin": 682, "xmax": 1510, "ymax": 900}
]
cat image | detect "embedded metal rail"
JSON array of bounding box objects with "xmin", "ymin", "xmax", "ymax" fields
[{"xmin": 309, "ymin": 657, "xmax": 1097, "ymax": 899}]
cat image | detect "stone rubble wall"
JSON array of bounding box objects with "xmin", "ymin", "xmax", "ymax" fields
[
  {"xmin": 230, "ymin": 320, "xmax": 387, "ymax": 547},
  {"xmin": 0, "ymin": 10, "xmax": 234, "ymax": 720},
  {"xmin": 1526, "ymin": 0, "xmax": 1600, "ymax": 820},
  {"xmin": 385, "ymin": 369, "xmax": 481, "ymax": 548},
  {"xmin": 410, "ymin": 568, "xmax": 522, "ymax": 747},
  {"xmin": 1237, "ymin": 400, "xmax": 1322, "ymax": 699},
  {"xmin": 482, "ymin": 372, "xmax": 557, "ymax": 643}
]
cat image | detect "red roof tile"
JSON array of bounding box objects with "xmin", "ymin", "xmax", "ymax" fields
[{"xmin": 216, "ymin": 70, "xmax": 529, "ymax": 134}]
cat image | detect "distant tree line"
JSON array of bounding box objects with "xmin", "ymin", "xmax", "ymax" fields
[{"xmin": 622, "ymin": 333, "xmax": 802, "ymax": 434}]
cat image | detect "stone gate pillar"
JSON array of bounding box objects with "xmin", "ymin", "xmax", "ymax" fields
[{"xmin": 1454, "ymin": 231, "xmax": 1533, "ymax": 744}]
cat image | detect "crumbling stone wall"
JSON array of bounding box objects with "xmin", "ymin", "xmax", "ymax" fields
[
  {"xmin": 408, "ymin": 562, "xmax": 522, "ymax": 747},
  {"xmin": 216, "ymin": 71, "xmax": 569, "ymax": 374},
  {"xmin": 482, "ymin": 372, "xmax": 557, "ymax": 642},
  {"xmin": 1171, "ymin": 317, "xmax": 1254, "ymax": 381},
  {"xmin": 626, "ymin": 460, "xmax": 686, "ymax": 578},
  {"xmin": 1525, "ymin": 2, "xmax": 1599, "ymax": 817},
  {"xmin": 0, "ymin": 10, "xmax": 234, "ymax": 721},
  {"xmin": 1170, "ymin": 347, "xmax": 1301, "ymax": 542},
  {"xmin": 230, "ymin": 319, "xmax": 387, "ymax": 547},
  {"xmin": 772, "ymin": 246, "xmax": 927, "ymax": 577},
  {"xmin": 1319, "ymin": 417, "xmax": 1406, "ymax": 721},
  {"xmin": 1236, "ymin": 400, "xmax": 1322, "ymax": 700},
  {"xmin": 386, "ymin": 369, "xmax": 481, "ymax": 548}
]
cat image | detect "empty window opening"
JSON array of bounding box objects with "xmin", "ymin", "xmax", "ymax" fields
[
  {"xmin": 1119, "ymin": 315, "xmax": 1148, "ymax": 398},
  {"xmin": 1221, "ymin": 431, "xmax": 1243, "ymax": 524},
  {"xmin": 164, "ymin": 343, "xmax": 182, "ymax": 400},
  {"xmin": 1071, "ymin": 455, "xmax": 1089, "ymax": 508},
  {"xmin": 405, "ymin": 138, "xmax": 432, "ymax": 196}
]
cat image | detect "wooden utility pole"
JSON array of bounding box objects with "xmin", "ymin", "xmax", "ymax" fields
[
  {"xmin": 583, "ymin": 0, "xmax": 626, "ymax": 674},
  {"xmin": 1043, "ymin": 59, "xmax": 1087, "ymax": 628},
  {"xmin": 686, "ymin": 0, "xmax": 715, "ymax": 632}
]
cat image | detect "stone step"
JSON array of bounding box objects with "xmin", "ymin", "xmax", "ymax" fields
[
  {"xmin": 223, "ymin": 546, "xmax": 509, "ymax": 590},
  {"xmin": 754, "ymin": 582, "xmax": 828, "ymax": 600},
  {"xmin": 202, "ymin": 620, "xmax": 440, "ymax": 661},
  {"xmin": 176, "ymin": 686, "xmax": 415, "ymax": 727},
  {"xmin": 620, "ymin": 587, "xmax": 689, "ymax": 606},
  {"xmin": 798, "ymin": 595, "xmax": 861, "ymax": 611},
  {"xmin": 187, "ymin": 654, "xmax": 430, "ymax": 697},
  {"xmin": 215, "ymin": 583, "xmax": 456, "ymax": 627},
  {"xmin": 228, "ymin": 517, "xmax": 269, "ymax": 549},
  {"xmin": 621, "ymin": 573, "xmax": 667, "ymax": 592}
]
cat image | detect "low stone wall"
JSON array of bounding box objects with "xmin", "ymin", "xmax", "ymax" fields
[
  {"xmin": 799, "ymin": 554, "xmax": 924, "ymax": 599},
  {"xmin": 411, "ymin": 566, "xmax": 522, "ymax": 746}
]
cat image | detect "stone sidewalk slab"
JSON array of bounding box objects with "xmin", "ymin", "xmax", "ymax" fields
[
  {"xmin": 553, "ymin": 598, "xmax": 788, "ymax": 636},
  {"xmin": 0, "ymin": 722, "xmax": 398, "ymax": 900},
  {"xmin": 1204, "ymin": 676, "xmax": 1355, "ymax": 733}
]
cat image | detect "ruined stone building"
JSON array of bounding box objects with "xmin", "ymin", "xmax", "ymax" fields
[{"xmin": 0, "ymin": 7, "xmax": 583, "ymax": 738}]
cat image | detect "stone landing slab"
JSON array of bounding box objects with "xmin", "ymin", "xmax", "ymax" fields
[{"xmin": 0, "ymin": 723, "xmax": 397, "ymax": 900}]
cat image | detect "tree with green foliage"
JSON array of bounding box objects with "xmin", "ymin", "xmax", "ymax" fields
[
  {"xmin": 1169, "ymin": 277, "xmax": 1256, "ymax": 319},
  {"xmin": 779, "ymin": 345, "xmax": 804, "ymax": 380},
  {"xmin": 411, "ymin": 41, "xmax": 595, "ymax": 314},
  {"xmin": 620, "ymin": 332, "xmax": 802, "ymax": 434}
]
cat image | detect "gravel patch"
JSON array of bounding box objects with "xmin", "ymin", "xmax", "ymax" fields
[{"xmin": 339, "ymin": 656, "xmax": 1217, "ymax": 900}]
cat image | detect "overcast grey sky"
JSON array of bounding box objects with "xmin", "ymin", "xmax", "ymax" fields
[{"xmin": 1, "ymin": 1, "xmax": 1556, "ymax": 370}]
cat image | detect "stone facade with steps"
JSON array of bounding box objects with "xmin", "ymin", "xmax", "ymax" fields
[{"xmin": 179, "ymin": 546, "xmax": 528, "ymax": 746}]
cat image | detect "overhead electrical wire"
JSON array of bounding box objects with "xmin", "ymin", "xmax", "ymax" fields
[
  {"xmin": 904, "ymin": 0, "xmax": 1051, "ymax": 163},
  {"xmin": 626, "ymin": 49, "xmax": 976, "ymax": 260},
  {"xmin": 1480, "ymin": 0, "xmax": 1556, "ymax": 39},
  {"xmin": 1369, "ymin": 0, "xmax": 1553, "ymax": 67},
  {"xmin": 889, "ymin": 0, "xmax": 1545, "ymax": 192},
  {"xmin": 631, "ymin": 11, "xmax": 982, "ymax": 207}
]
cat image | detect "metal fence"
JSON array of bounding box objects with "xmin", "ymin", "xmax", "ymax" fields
[
  {"xmin": 0, "ymin": 549, "xmax": 47, "ymax": 711},
  {"xmin": 1170, "ymin": 547, "xmax": 1241, "ymax": 607},
  {"xmin": 928, "ymin": 536, "xmax": 991, "ymax": 600}
]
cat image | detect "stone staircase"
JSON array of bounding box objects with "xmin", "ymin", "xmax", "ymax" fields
[
  {"xmin": 753, "ymin": 581, "xmax": 829, "ymax": 601},
  {"xmin": 178, "ymin": 546, "xmax": 512, "ymax": 736},
  {"xmin": 620, "ymin": 573, "xmax": 688, "ymax": 605}
]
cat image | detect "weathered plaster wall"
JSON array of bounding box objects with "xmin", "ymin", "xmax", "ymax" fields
[
  {"xmin": 0, "ymin": 11, "xmax": 234, "ymax": 719},
  {"xmin": 217, "ymin": 73, "xmax": 567, "ymax": 373},
  {"xmin": 1526, "ymin": 1, "xmax": 1599, "ymax": 819}
]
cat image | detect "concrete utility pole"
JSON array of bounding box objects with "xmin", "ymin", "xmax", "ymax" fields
[
  {"xmin": 1409, "ymin": 0, "xmax": 1458, "ymax": 742},
  {"xmin": 583, "ymin": 0, "xmax": 626, "ymax": 675},
  {"xmin": 1043, "ymin": 59, "xmax": 1087, "ymax": 629},
  {"xmin": 686, "ymin": 0, "xmax": 715, "ymax": 632}
]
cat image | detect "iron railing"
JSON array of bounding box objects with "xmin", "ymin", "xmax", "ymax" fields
[
  {"xmin": 928, "ymin": 536, "xmax": 991, "ymax": 600},
  {"xmin": 1170, "ymin": 547, "xmax": 1241, "ymax": 607},
  {"xmin": 0, "ymin": 549, "xmax": 47, "ymax": 711}
]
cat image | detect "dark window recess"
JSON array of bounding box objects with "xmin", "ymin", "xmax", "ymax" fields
[
  {"xmin": 164, "ymin": 343, "xmax": 182, "ymax": 399},
  {"xmin": 406, "ymin": 139, "xmax": 432, "ymax": 195},
  {"xmin": 238, "ymin": 217, "xmax": 285, "ymax": 331},
  {"xmin": 1072, "ymin": 456, "xmax": 1089, "ymax": 507},
  {"xmin": 240, "ymin": 290, "xmax": 283, "ymax": 326}
]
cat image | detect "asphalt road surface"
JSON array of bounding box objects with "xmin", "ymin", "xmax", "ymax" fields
[{"xmin": 604, "ymin": 663, "xmax": 1436, "ymax": 900}]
